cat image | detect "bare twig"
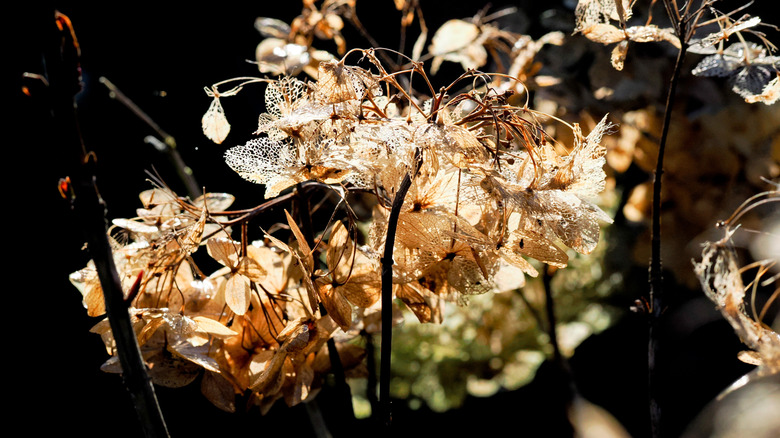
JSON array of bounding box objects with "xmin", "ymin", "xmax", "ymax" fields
[
  {"xmin": 648, "ymin": 2, "xmax": 694, "ymax": 436},
  {"xmin": 100, "ymin": 76, "xmax": 201, "ymax": 200},
  {"xmin": 45, "ymin": 11, "xmax": 169, "ymax": 438}
]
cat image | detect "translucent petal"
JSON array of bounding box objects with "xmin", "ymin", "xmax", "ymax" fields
[{"xmin": 202, "ymin": 96, "xmax": 231, "ymax": 144}]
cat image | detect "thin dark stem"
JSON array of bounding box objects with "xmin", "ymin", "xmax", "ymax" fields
[
  {"xmin": 46, "ymin": 11, "xmax": 169, "ymax": 438},
  {"xmin": 648, "ymin": 36, "xmax": 689, "ymax": 438},
  {"xmin": 363, "ymin": 330, "xmax": 380, "ymax": 416},
  {"xmin": 379, "ymin": 171, "xmax": 414, "ymax": 429},
  {"xmin": 542, "ymin": 266, "xmax": 575, "ymax": 437},
  {"xmin": 543, "ymin": 266, "xmax": 563, "ymax": 366}
]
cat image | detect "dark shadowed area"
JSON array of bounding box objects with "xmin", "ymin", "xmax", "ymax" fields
[{"xmin": 16, "ymin": 1, "xmax": 778, "ymax": 437}]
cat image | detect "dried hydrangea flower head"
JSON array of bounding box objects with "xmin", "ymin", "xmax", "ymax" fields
[
  {"xmin": 693, "ymin": 186, "xmax": 780, "ymax": 394},
  {"xmin": 215, "ymin": 47, "xmax": 614, "ymax": 313}
]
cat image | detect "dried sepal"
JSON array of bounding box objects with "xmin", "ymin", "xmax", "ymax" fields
[
  {"xmin": 428, "ymin": 19, "xmax": 486, "ymax": 74},
  {"xmin": 201, "ymin": 371, "xmax": 237, "ymax": 413},
  {"xmin": 693, "ymin": 189, "xmax": 780, "ymax": 381},
  {"xmin": 206, "ymin": 237, "xmax": 267, "ymax": 315},
  {"xmin": 691, "ymin": 41, "xmax": 780, "ymax": 104},
  {"xmin": 202, "ymin": 91, "xmax": 230, "ymax": 144},
  {"xmin": 745, "ymin": 74, "xmax": 780, "ymax": 105},
  {"xmin": 202, "ymin": 86, "xmax": 241, "ymax": 144},
  {"xmin": 394, "ymin": 281, "xmax": 443, "ymax": 324}
]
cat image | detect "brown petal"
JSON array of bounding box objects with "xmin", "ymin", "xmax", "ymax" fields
[
  {"xmin": 326, "ymin": 220, "xmax": 351, "ymax": 272},
  {"xmin": 201, "ymin": 371, "xmax": 237, "ymax": 413},
  {"xmin": 339, "ymin": 272, "xmax": 381, "ymax": 308},
  {"xmin": 316, "ymin": 280, "xmax": 353, "ymax": 331},
  {"xmin": 395, "ymin": 282, "xmax": 435, "ymax": 323},
  {"xmin": 206, "ymin": 237, "xmax": 240, "ymax": 268}
]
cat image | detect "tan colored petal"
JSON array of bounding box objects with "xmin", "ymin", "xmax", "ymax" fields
[
  {"xmin": 395, "ymin": 281, "xmax": 438, "ymax": 323},
  {"xmin": 249, "ymin": 349, "xmax": 287, "ymax": 394},
  {"xmin": 326, "ymin": 220, "xmax": 351, "ymax": 273},
  {"xmin": 241, "ymin": 246, "xmax": 268, "ymax": 281},
  {"xmin": 316, "ymin": 280, "xmax": 353, "ymax": 331},
  {"xmin": 224, "ymin": 274, "xmax": 251, "ymax": 315},
  {"xmin": 192, "ymin": 316, "xmax": 238, "ymax": 338},
  {"xmin": 145, "ymin": 349, "xmax": 201, "ymax": 388},
  {"xmin": 202, "ymin": 96, "xmax": 231, "ymax": 144},
  {"xmin": 284, "ymin": 356, "xmax": 315, "ymax": 406},
  {"xmin": 206, "ymin": 237, "xmax": 240, "ymax": 269},
  {"xmin": 581, "ymin": 23, "xmax": 626, "ymax": 45},
  {"xmin": 201, "ymin": 371, "xmax": 237, "ymax": 413},
  {"xmin": 285, "ymin": 210, "xmax": 313, "ymax": 269},
  {"xmin": 339, "ymin": 265, "xmax": 381, "ymax": 308}
]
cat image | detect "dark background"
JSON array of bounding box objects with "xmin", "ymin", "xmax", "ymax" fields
[{"xmin": 15, "ymin": 1, "xmax": 776, "ymax": 437}]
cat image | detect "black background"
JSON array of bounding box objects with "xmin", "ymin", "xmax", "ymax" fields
[{"xmin": 14, "ymin": 1, "xmax": 775, "ymax": 437}]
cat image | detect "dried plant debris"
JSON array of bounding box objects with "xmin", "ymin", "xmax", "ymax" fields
[
  {"xmin": 691, "ymin": 41, "xmax": 780, "ymax": 105},
  {"xmin": 693, "ymin": 187, "xmax": 780, "ymax": 397},
  {"xmin": 72, "ymin": 1, "xmax": 630, "ymax": 418},
  {"xmin": 573, "ymin": 0, "xmax": 680, "ymax": 71}
]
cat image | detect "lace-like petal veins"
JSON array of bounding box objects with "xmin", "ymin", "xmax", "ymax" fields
[
  {"xmin": 507, "ymin": 227, "xmax": 569, "ymax": 268},
  {"xmin": 574, "ymin": 0, "xmax": 632, "ymax": 33},
  {"xmin": 265, "ymin": 76, "xmax": 309, "ymax": 120},
  {"xmin": 224, "ymin": 137, "xmax": 298, "ymax": 198},
  {"xmin": 314, "ymin": 60, "xmax": 368, "ymax": 104}
]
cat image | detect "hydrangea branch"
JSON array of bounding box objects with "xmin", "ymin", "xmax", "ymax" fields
[
  {"xmin": 379, "ymin": 170, "xmax": 415, "ymax": 428},
  {"xmin": 100, "ymin": 76, "xmax": 202, "ymax": 200},
  {"xmin": 45, "ymin": 11, "xmax": 170, "ymax": 438},
  {"xmin": 648, "ymin": 2, "xmax": 702, "ymax": 436}
]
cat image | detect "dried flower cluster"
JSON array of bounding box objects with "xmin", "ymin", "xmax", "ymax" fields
[
  {"xmin": 574, "ymin": 0, "xmax": 779, "ymax": 102},
  {"xmin": 71, "ymin": 29, "xmax": 616, "ymax": 413},
  {"xmin": 693, "ymin": 188, "xmax": 780, "ymax": 393}
]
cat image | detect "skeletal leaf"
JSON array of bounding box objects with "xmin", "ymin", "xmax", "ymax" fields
[{"xmin": 692, "ymin": 42, "xmax": 780, "ymax": 104}]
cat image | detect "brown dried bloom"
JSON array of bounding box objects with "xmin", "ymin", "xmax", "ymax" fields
[{"xmin": 693, "ymin": 188, "xmax": 780, "ymax": 393}]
